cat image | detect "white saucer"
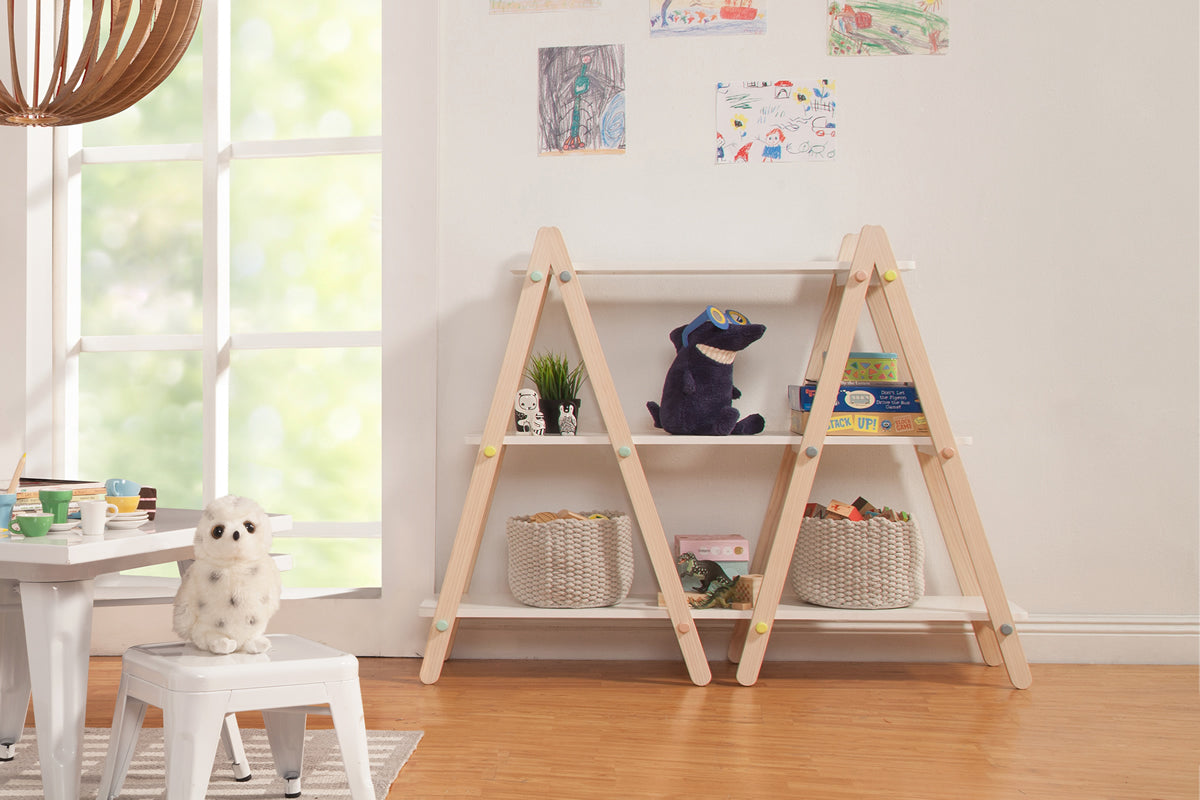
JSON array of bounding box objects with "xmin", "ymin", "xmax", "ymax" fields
[
  {"xmin": 112, "ymin": 511, "xmax": 149, "ymax": 520},
  {"xmin": 106, "ymin": 518, "xmax": 149, "ymax": 530},
  {"xmin": 50, "ymin": 521, "xmax": 80, "ymax": 531}
]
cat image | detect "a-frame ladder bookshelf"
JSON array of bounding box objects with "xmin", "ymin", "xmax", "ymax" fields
[
  {"xmin": 421, "ymin": 224, "xmax": 1032, "ymax": 690},
  {"xmin": 419, "ymin": 227, "xmax": 713, "ymax": 686},
  {"xmin": 728, "ymin": 225, "xmax": 1032, "ymax": 688}
]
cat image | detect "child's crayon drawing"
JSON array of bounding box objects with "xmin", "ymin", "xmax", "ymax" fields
[
  {"xmin": 716, "ymin": 80, "xmax": 836, "ymax": 164},
  {"xmin": 828, "ymin": 1, "xmax": 948, "ymax": 56},
  {"xmin": 491, "ymin": 0, "xmax": 600, "ymax": 12},
  {"xmin": 650, "ymin": 0, "xmax": 766, "ymax": 38},
  {"xmin": 538, "ymin": 44, "xmax": 626, "ymax": 156}
]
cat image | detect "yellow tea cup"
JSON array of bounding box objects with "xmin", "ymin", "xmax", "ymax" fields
[{"xmin": 107, "ymin": 495, "xmax": 141, "ymax": 513}]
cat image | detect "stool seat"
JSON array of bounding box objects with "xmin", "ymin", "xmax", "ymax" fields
[
  {"xmin": 123, "ymin": 636, "xmax": 358, "ymax": 693},
  {"xmin": 98, "ymin": 634, "xmax": 373, "ymax": 800}
]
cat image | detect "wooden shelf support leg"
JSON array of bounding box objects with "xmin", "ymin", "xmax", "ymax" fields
[
  {"xmin": 735, "ymin": 235, "xmax": 878, "ymax": 686},
  {"xmin": 419, "ymin": 229, "xmax": 558, "ymax": 685},
  {"xmin": 550, "ymin": 229, "xmax": 711, "ymax": 687},
  {"xmin": 866, "ymin": 225, "xmax": 1031, "ymax": 689}
]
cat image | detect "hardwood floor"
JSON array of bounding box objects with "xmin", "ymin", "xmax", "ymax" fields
[{"xmin": 75, "ymin": 658, "xmax": 1197, "ymax": 800}]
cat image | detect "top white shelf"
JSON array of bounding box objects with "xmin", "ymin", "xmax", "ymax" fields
[{"xmin": 509, "ymin": 261, "xmax": 917, "ymax": 276}]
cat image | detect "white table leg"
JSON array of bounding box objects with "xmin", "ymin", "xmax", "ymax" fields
[
  {"xmin": 0, "ymin": 580, "xmax": 31, "ymax": 761},
  {"xmin": 20, "ymin": 579, "xmax": 95, "ymax": 800}
]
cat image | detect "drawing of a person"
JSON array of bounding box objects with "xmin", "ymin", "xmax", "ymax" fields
[
  {"xmin": 717, "ymin": 132, "xmax": 726, "ymax": 162},
  {"xmin": 761, "ymin": 128, "xmax": 784, "ymax": 162}
]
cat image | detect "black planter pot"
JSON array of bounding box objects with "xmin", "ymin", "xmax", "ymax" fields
[{"xmin": 539, "ymin": 398, "xmax": 581, "ymax": 435}]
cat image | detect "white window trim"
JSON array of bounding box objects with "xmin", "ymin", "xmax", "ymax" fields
[{"xmin": 48, "ymin": 1, "xmax": 436, "ymax": 656}]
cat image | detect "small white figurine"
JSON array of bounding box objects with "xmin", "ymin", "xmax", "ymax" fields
[
  {"xmin": 558, "ymin": 403, "xmax": 577, "ymax": 435},
  {"xmin": 515, "ymin": 388, "xmax": 546, "ymax": 435},
  {"xmin": 173, "ymin": 495, "xmax": 281, "ymax": 654}
]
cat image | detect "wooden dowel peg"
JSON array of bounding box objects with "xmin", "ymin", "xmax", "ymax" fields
[
  {"xmin": 883, "ymin": 269, "xmax": 898, "ymax": 282},
  {"xmin": 940, "ymin": 446, "xmax": 956, "ymax": 460},
  {"xmin": 435, "ymin": 619, "xmax": 450, "ymax": 632},
  {"xmin": 677, "ymin": 623, "xmax": 690, "ymax": 634},
  {"xmin": 999, "ymin": 623, "xmax": 1014, "ymax": 636},
  {"xmin": 530, "ymin": 271, "xmax": 544, "ymax": 282},
  {"xmin": 853, "ymin": 270, "xmax": 868, "ymax": 283},
  {"xmin": 559, "ymin": 270, "xmax": 573, "ymax": 282},
  {"xmin": 754, "ymin": 621, "xmax": 769, "ymax": 634},
  {"xmin": 617, "ymin": 446, "xmax": 631, "ymax": 458},
  {"xmin": 805, "ymin": 446, "xmax": 819, "ymax": 458},
  {"xmin": 483, "ymin": 446, "xmax": 497, "ymax": 458}
]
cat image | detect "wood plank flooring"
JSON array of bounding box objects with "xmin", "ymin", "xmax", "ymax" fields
[{"xmin": 75, "ymin": 658, "xmax": 1197, "ymax": 800}]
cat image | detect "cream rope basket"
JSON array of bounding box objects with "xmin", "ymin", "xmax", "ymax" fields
[
  {"xmin": 790, "ymin": 516, "xmax": 925, "ymax": 609},
  {"xmin": 507, "ymin": 511, "xmax": 633, "ymax": 608}
]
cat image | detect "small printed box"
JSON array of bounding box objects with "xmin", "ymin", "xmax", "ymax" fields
[
  {"xmin": 843, "ymin": 352, "xmax": 899, "ymax": 383},
  {"xmin": 790, "ymin": 409, "xmax": 930, "ymax": 437},
  {"xmin": 789, "ymin": 382, "xmax": 923, "ymax": 414},
  {"xmin": 674, "ymin": 534, "xmax": 750, "ymax": 562}
]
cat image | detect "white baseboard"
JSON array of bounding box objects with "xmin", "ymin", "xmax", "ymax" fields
[{"xmin": 89, "ymin": 606, "xmax": 1199, "ymax": 665}]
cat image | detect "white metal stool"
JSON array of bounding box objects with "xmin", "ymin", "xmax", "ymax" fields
[{"xmin": 98, "ymin": 634, "xmax": 374, "ymax": 800}]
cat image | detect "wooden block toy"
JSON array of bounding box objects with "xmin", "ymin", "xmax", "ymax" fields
[{"xmin": 826, "ymin": 500, "xmax": 858, "ymax": 519}]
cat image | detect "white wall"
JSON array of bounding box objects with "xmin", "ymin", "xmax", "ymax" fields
[
  {"xmin": 433, "ymin": 1, "xmax": 1199, "ymax": 662},
  {"xmin": 3, "ymin": 1, "xmax": 1196, "ymax": 665}
]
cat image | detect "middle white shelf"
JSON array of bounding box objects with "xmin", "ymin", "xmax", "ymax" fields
[{"xmin": 467, "ymin": 431, "xmax": 971, "ymax": 448}]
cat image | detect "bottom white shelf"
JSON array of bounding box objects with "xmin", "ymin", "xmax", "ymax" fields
[{"xmin": 419, "ymin": 594, "xmax": 1028, "ymax": 623}]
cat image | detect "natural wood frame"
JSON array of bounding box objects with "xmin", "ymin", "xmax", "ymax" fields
[
  {"xmin": 729, "ymin": 225, "xmax": 1031, "ymax": 688},
  {"xmin": 420, "ymin": 226, "xmax": 712, "ymax": 686},
  {"xmin": 423, "ymin": 225, "xmax": 1032, "ymax": 689}
]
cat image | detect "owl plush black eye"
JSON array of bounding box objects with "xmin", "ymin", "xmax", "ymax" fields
[
  {"xmin": 211, "ymin": 524, "xmax": 225, "ymax": 539},
  {"xmin": 245, "ymin": 521, "xmax": 256, "ymax": 534}
]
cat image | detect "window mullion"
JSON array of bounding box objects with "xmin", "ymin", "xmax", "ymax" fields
[
  {"xmin": 202, "ymin": 0, "xmax": 232, "ymax": 503},
  {"xmin": 55, "ymin": 124, "xmax": 83, "ymax": 478}
]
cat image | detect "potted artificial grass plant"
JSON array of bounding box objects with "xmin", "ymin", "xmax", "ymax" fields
[{"xmin": 524, "ymin": 351, "xmax": 587, "ymax": 435}]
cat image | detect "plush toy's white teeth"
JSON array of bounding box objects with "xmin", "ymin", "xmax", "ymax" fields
[{"xmin": 697, "ymin": 343, "xmax": 737, "ymax": 364}]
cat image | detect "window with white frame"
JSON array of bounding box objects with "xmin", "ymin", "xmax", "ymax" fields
[{"xmin": 61, "ymin": 0, "xmax": 382, "ymax": 590}]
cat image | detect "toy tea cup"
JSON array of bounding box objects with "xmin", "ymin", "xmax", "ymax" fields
[
  {"xmin": 105, "ymin": 478, "xmax": 142, "ymax": 497},
  {"xmin": 10, "ymin": 512, "xmax": 53, "ymax": 538},
  {"xmin": 39, "ymin": 489, "xmax": 75, "ymax": 523},
  {"xmin": 107, "ymin": 494, "xmax": 141, "ymax": 514},
  {"xmin": 80, "ymin": 498, "xmax": 120, "ymax": 535},
  {"xmin": 0, "ymin": 493, "xmax": 15, "ymax": 532}
]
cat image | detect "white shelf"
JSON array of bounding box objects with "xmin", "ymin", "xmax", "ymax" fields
[
  {"xmin": 468, "ymin": 431, "xmax": 971, "ymax": 448},
  {"xmin": 509, "ymin": 260, "xmax": 917, "ymax": 276},
  {"xmin": 420, "ymin": 594, "xmax": 1027, "ymax": 624}
]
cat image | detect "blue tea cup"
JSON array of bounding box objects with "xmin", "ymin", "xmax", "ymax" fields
[
  {"xmin": 0, "ymin": 493, "xmax": 15, "ymax": 532},
  {"xmin": 105, "ymin": 478, "xmax": 142, "ymax": 497}
]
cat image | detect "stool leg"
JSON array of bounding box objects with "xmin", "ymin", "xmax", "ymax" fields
[
  {"xmin": 263, "ymin": 708, "xmax": 307, "ymax": 798},
  {"xmin": 0, "ymin": 589, "xmax": 31, "ymax": 762},
  {"xmin": 163, "ymin": 690, "xmax": 231, "ymax": 800},
  {"xmin": 220, "ymin": 713, "xmax": 253, "ymax": 782},
  {"xmin": 97, "ymin": 669, "xmax": 148, "ymax": 800},
  {"xmin": 327, "ymin": 679, "xmax": 374, "ymax": 800}
]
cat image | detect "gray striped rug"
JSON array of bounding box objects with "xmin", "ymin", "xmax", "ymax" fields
[{"xmin": 0, "ymin": 726, "xmax": 421, "ymax": 799}]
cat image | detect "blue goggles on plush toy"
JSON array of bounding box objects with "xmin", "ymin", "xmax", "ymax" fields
[{"xmin": 681, "ymin": 306, "xmax": 751, "ymax": 347}]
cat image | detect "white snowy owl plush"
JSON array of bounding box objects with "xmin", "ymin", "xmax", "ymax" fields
[{"xmin": 173, "ymin": 495, "xmax": 281, "ymax": 654}]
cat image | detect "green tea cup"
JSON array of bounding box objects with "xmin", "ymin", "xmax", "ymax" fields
[
  {"xmin": 39, "ymin": 489, "xmax": 75, "ymax": 524},
  {"xmin": 10, "ymin": 512, "xmax": 53, "ymax": 538}
]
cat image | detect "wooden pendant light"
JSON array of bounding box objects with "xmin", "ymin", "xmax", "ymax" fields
[{"xmin": 1, "ymin": 0, "xmax": 202, "ymax": 127}]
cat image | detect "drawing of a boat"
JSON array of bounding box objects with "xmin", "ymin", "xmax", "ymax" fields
[{"xmin": 719, "ymin": 1, "xmax": 757, "ymax": 21}]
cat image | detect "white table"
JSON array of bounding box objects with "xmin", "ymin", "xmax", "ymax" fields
[{"xmin": 0, "ymin": 508, "xmax": 292, "ymax": 800}]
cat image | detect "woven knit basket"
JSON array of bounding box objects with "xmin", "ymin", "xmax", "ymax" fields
[
  {"xmin": 790, "ymin": 516, "xmax": 925, "ymax": 609},
  {"xmin": 506, "ymin": 511, "xmax": 634, "ymax": 608}
]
